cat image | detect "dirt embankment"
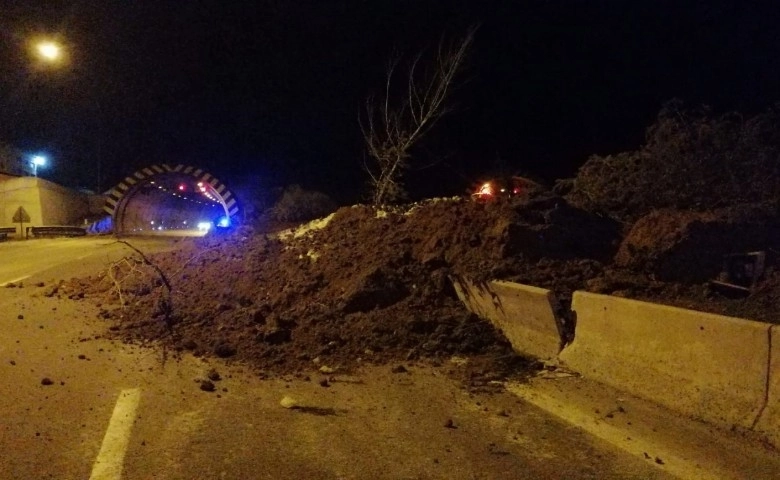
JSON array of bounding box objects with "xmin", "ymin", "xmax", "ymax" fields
[{"xmin": 59, "ymin": 194, "xmax": 780, "ymax": 379}]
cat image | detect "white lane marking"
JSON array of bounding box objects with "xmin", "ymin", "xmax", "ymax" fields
[
  {"xmin": 90, "ymin": 388, "xmax": 142, "ymax": 480},
  {"xmin": 0, "ymin": 275, "xmax": 30, "ymax": 287},
  {"xmin": 506, "ymin": 383, "xmax": 722, "ymax": 480}
]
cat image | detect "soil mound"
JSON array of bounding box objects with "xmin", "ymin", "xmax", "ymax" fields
[
  {"xmin": 616, "ymin": 203, "xmax": 780, "ymax": 282},
  {"xmin": 63, "ymin": 194, "xmax": 615, "ymax": 376},
  {"xmin": 61, "ymin": 194, "xmax": 780, "ymax": 377}
]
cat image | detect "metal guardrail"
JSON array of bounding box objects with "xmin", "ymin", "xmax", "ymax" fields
[
  {"xmin": 0, "ymin": 227, "xmax": 16, "ymax": 241},
  {"xmin": 25, "ymin": 226, "xmax": 87, "ymax": 238}
]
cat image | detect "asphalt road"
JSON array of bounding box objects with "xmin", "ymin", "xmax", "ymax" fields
[
  {"xmin": 0, "ymin": 236, "xmax": 189, "ymax": 287},
  {"xmin": 0, "ymin": 236, "xmax": 776, "ymax": 479}
]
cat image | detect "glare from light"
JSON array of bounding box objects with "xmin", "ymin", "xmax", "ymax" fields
[
  {"xmin": 36, "ymin": 41, "xmax": 62, "ymax": 61},
  {"xmin": 29, "ymin": 154, "xmax": 47, "ymax": 177},
  {"xmin": 197, "ymin": 221, "xmax": 212, "ymax": 231},
  {"xmin": 217, "ymin": 217, "xmax": 230, "ymax": 228}
]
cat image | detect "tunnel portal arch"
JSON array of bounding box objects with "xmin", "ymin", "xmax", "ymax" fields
[{"xmin": 104, "ymin": 164, "xmax": 239, "ymax": 233}]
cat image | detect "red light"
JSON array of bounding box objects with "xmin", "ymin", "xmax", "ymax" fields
[
  {"xmin": 178, "ymin": 184, "xmax": 186, "ymax": 191},
  {"xmin": 477, "ymin": 182, "xmax": 494, "ymax": 196}
]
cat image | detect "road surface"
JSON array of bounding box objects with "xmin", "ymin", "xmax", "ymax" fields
[
  {"xmin": 0, "ymin": 236, "xmax": 188, "ymax": 287},
  {"xmin": 0, "ymin": 236, "xmax": 777, "ymax": 479}
]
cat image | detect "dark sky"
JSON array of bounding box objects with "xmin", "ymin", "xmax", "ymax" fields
[{"xmin": 1, "ymin": 0, "xmax": 779, "ymax": 201}]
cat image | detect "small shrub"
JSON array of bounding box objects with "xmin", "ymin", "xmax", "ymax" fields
[{"xmin": 270, "ymin": 185, "xmax": 337, "ymax": 223}]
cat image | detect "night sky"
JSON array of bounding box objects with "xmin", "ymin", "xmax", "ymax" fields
[{"xmin": 1, "ymin": 1, "xmax": 779, "ymax": 202}]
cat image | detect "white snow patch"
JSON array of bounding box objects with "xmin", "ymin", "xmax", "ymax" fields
[
  {"xmin": 275, "ymin": 213, "xmax": 335, "ymax": 242},
  {"xmin": 402, "ymin": 196, "xmax": 462, "ymax": 216}
]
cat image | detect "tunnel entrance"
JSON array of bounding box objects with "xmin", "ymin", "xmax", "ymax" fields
[{"xmin": 104, "ymin": 164, "xmax": 239, "ymax": 235}]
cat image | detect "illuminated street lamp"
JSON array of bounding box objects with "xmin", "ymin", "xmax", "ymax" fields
[
  {"xmin": 28, "ymin": 38, "xmax": 67, "ymax": 67},
  {"xmin": 30, "ymin": 155, "xmax": 47, "ymax": 177},
  {"xmin": 36, "ymin": 41, "xmax": 62, "ymax": 61}
]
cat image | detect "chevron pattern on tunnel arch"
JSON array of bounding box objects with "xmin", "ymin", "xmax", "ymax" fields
[{"xmin": 103, "ymin": 164, "xmax": 239, "ymax": 220}]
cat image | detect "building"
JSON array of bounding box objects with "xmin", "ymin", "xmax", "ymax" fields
[{"xmin": 0, "ymin": 142, "xmax": 105, "ymax": 235}]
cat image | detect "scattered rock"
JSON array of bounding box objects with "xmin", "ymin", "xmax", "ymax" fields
[
  {"xmin": 41, "ymin": 378, "xmax": 54, "ymax": 386},
  {"xmin": 207, "ymin": 369, "xmax": 222, "ymax": 381},
  {"xmin": 213, "ymin": 344, "xmax": 236, "ymax": 358},
  {"xmin": 280, "ymin": 396, "xmax": 299, "ymax": 409},
  {"xmin": 319, "ymin": 365, "xmax": 335, "ymax": 374},
  {"xmin": 42, "ymin": 284, "xmax": 59, "ymax": 297},
  {"xmin": 391, "ymin": 365, "xmax": 408, "ymax": 374},
  {"xmin": 319, "ymin": 378, "xmax": 330, "ymax": 387},
  {"xmin": 341, "ymin": 267, "xmax": 409, "ymax": 313},
  {"xmin": 17, "ymin": 314, "xmax": 23, "ymax": 320},
  {"xmin": 199, "ymin": 380, "xmax": 216, "ymax": 392},
  {"xmin": 444, "ymin": 418, "xmax": 456, "ymax": 429},
  {"xmin": 264, "ymin": 328, "xmax": 292, "ymax": 345}
]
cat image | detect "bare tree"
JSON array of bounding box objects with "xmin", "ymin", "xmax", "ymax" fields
[{"xmin": 360, "ymin": 28, "xmax": 476, "ymax": 205}]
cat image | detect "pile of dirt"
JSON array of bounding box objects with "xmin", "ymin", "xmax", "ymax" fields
[
  {"xmin": 615, "ymin": 202, "xmax": 780, "ymax": 283},
  {"xmin": 63, "ymin": 196, "xmax": 591, "ymax": 378},
  {"xmin": 61, "ymin": 193, "xmax": 780, "ymax": 379}
]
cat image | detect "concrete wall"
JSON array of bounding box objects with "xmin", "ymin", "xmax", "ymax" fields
[
  {"xmin": 452, "ymin": 280, "xmax": 780, "ymax": 446},
  {"xmin": 755, "ymin": 325, "xmax": 780, "ymax": 447},
  {"xmin": 0, "ymin": 176, "xmax": 43, "ymax": 234},
  {"xmin": 0, "ymin": 176, "xmax": 106, "ymax": 234},
  {"xmin": 89, "ymin": 194, "xmax": 106, "ymax": 216},
  {"xmin": 37, "ymin": 179, "xmax": 91, "ymax": 225},
  {"xmin": 452, "ymin": 277, "xmax": 563, "ymax": 360},
  {"xmin": 560, "ymin": 291, "xmax": 770, "ymax": 432}
]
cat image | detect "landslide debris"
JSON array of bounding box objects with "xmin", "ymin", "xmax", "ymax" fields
[
  {"xmin": 73, "ymin": 194, "xmax": 611, "ymax": 377},
  {"xmin": 63, "ymin": 192, "xmax": 780, "ymax": 377}
]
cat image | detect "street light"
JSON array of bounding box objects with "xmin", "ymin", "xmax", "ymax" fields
[
  {"xmin": 28, "ymin": 38, "xmax": 66, "ymax": 67},
  {"xmin": 31, "ymin": 155, "xmax": 47, "ymax": 177},
  {"xmin": 36, "ymin": 42, "xmax": 62, "ymax": 61}
]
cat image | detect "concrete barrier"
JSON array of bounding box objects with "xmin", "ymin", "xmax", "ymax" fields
[
  {"xmin": 560, "ymin": 291, "xmax": 771, "ymax": 431},
  {"xmin": 755, "ymin": 325, "xmax": 779, "ymax": 445},
  {"xmin": 451, "ymin": 278, "xmax": 562, "ymax": 360}
]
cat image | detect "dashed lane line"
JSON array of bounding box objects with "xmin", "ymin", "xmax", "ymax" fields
[
  {"xmin": 89, "ymin": 388, "xmax": 142, "ymax": 480},
  {"xmin": 0, "ymin": 275, "xmax": 30, "ymax": 287}
]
